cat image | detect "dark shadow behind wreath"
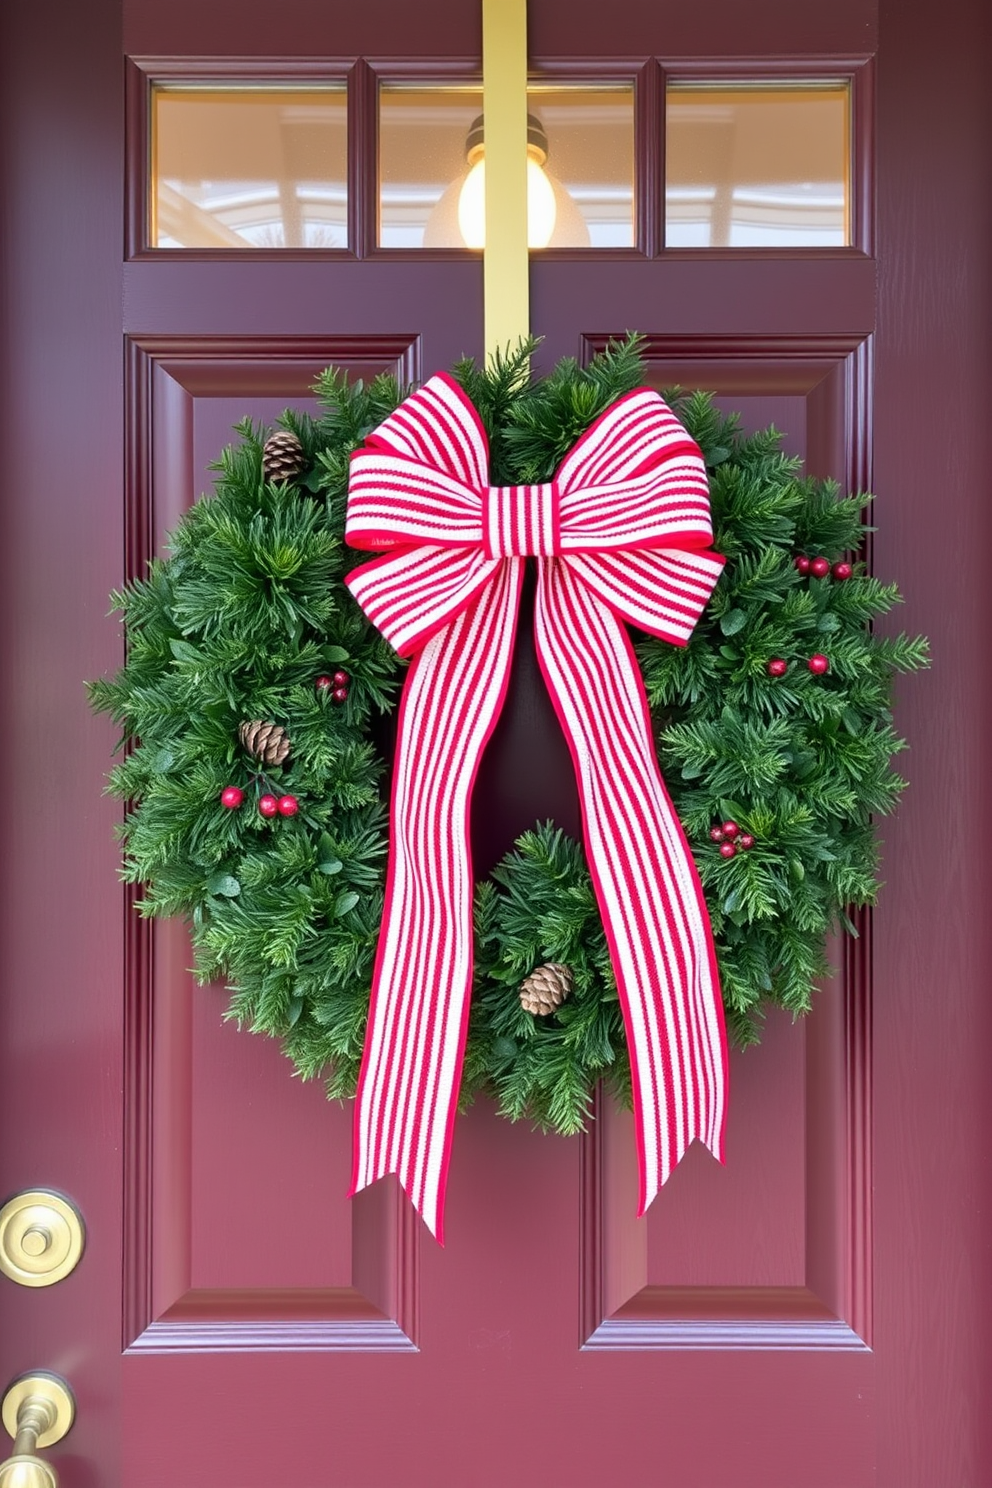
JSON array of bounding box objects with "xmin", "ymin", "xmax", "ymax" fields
[{"xmin": 89, "ymin": 336, "xmax": 927, "ymax": 1136}]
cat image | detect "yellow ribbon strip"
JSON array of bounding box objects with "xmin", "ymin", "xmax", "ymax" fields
[{"xmin": 482, "ymin": 0, "xmax": 530, "ymax": 361}]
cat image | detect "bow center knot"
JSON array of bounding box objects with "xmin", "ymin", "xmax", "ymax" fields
[{"xmin": 483, "ymin": 482, "xmax": 560, "ymax": 559}]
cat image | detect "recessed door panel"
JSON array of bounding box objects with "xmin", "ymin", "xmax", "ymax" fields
[{"xmin": 123, "ymin": 338, "xmax": 424, "ymax": 1355}]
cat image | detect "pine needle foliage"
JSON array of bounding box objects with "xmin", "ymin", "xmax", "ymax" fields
[{"xmin": 91, "ymin": 337, "xmax": 927, "ymax": 1136}]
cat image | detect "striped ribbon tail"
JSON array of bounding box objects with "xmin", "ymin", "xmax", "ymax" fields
[
  {"xmin": 349, "ymin": 560, "xmax": 523, "ymax": 1242},
  {"xmin": 534, "ymin": 558, "xmax": 728, "ymax": 1207}
]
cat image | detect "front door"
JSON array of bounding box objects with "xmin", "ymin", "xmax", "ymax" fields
[{"xmin": 1, "ymin": 1, "xmax": 988, "ymax": 1484}]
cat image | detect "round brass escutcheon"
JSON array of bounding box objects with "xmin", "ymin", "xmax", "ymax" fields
[
  {"xmin": 0, "ymin": 1193, "xmax": 84, "ymax": 1287},
  {"xmin": 1, "ymin": 1374, "xmax": 74, "ymax": 1449}
]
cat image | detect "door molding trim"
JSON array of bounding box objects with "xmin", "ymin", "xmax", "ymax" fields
[
  {"xmin": 122, "ymin": 333, "xmax": 422, "ymax": 1355},
  {"xmin": 578, "ymin": 330, "xmax": 873, "ymax": 1352}
]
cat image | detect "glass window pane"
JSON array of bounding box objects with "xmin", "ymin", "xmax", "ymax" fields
[
  {"xmin": 378, "ymin": 85, "xmax": 634, "ymax": 249},
  {"xmin": 527, "ymin": 88, "xmax": 635, "ymax": 248},
  {"xmin": 152, "ymin": 88, "xmax": 348, "ymax": 249},
  {"xmin": 665, "ymin": 84, "xmax": 850, "ymax": 248},
  {"xmin": 379, "ymin": 87, "xmax": 483, "ymax": 248}
]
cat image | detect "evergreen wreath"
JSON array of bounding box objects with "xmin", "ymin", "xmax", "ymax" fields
[{"xmin": 90, "ymin": 336, "xmax": 927, "ymax": 1136}]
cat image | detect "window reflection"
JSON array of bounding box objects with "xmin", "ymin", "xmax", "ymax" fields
[
  {"xmin": 379, "ymin": 88, "xmax": 482, "ymax": 248},
  {"xmin": 529, "ymin": 88, "xmax": 635, "ymax": 248},
  {"xmin": 379, "ymin": 85, "xmax": 634, "ymax": 249},
  {"xmin": 153, "ymin": 89, "xmax": 348, "ymax": 249},
  {"xmin": 665, "ymin": 84, "xmax": 850, "ymax": 248},
  {"xmin": 148, "ymin": 77, "xmax": 852, "ymax": 255}
]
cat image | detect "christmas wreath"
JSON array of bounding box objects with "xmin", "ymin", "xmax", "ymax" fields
[{"xmin": 91, "ymin": 336, "xmax": 927, "ymax": 1148}]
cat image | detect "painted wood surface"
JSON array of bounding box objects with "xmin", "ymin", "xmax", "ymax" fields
[{"xmin": 0, "ymin": 0, "xmax": 988, "ymax": 1482}]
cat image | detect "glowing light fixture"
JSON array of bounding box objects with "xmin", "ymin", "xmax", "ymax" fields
[{"xmin": 456, "ymin": 113, "xmax": 557, "ymax": 248}]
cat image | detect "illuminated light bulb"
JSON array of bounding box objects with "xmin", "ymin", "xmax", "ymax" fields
[
  {"xmin": 456, "ymin": 137, "xmax": 558, "ymax": 249},
  {"xmin": 526, "ymin": 153, "xmax": 558, "ymax": 247},
  {"xmin": 456, "ymin": 158, "xmax": 486, "ymax": 249}
]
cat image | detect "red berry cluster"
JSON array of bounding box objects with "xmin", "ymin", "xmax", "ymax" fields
[
  {"xmin": 709, "ymin": 820, "xmax": 755, "ymax": 858},
  {"xmin": 218, "ymin": 667, "xmax": 353, "ymax": 823},
  {"xmin": 794, "ymin": 555, "xmax": 853, "ymax": 582},
  {"xmin": 220, "ymin": 784, "xmax": 298, "ymax": 818},
  {"xmin": 316, "ymin": 670, "xmax": 350, "ymax": 703},
  {"xmin": 259, "ymin": 793, "xmax": 298, "ymax": 818},
  {"xmin": 778, "ymin": 559, "xmax": 849, "ymax": 677},
  {"xmin": 767, "ymin": 654, "xmax": 830, "ymax": 677}
]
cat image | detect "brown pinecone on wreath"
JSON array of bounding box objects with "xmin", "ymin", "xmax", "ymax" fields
[
  {"xmin": 519, "ymin": 962, "xmax": 573, "ymax": 1016},
  {"xmin": 239, "ymin": 719, "xmax": 291, "ymax": 766},
  {"xmin": 262, "ymin": 430, "xmax": 306, "ymax": 484}
]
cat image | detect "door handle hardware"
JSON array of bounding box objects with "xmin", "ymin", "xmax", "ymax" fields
[
  {"xmin": 0, "ymin": 1373, "xmax": 74, "ymax": 1488},
  {"xmin": 0, "ymin": 1192, "xmax": 84, "ymax": 1287}
]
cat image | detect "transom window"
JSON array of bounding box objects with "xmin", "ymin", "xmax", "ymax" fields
[{"xmin": 142, "ymin": 69, "xmax": 856, "ymax": 255}]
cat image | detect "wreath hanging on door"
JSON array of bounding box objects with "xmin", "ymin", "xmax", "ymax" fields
[{"xmin": 91, "ymin": 336, "xmax": 925, "ymax": 1213}]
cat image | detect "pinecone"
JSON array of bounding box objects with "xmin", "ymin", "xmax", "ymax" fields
[
  {"xmin": 262, "ymin": 430, "xmax": 306, "ymax": 484},
  {"xmin": 519, "ymin": 962, "xmax": 573, "ymax": 1016},
  {"xmin": 239, "ymin": 719, "xmax": 291, "ymax": 766}
]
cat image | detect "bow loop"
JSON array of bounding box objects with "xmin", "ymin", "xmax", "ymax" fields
[
  {"xmin": 346, "ymin": 451, "xmax": 484, "ymax": 552},
  {"xmin": 566, "ymin": 547, "xmax": 727, "ymax": 646},
  {"xmin": 555, "ymin": 386, "xmax": 703, "ymax": 489},
  {"xmin": 553, "ymin": 389, "xmax": 716, "ymax": 555},
  {"xmin": 363, "ymin": 372, "xmax": 489, "ymax": 488}
]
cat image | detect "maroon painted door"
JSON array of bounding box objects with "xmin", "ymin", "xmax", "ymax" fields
[{"xmin": 1, "ymin": 1, "xmax": 989, "ymax": 1484}]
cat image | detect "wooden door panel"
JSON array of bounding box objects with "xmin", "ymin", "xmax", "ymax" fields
[
  {"xmin": 583, "ymin": 333, "xmax": 872, "ymax": 492},
  {"xmin": 124, "ymin": 263, "xmax": 484, "ymax": 378},
  {"xmin": 187, "ymin": 1001, "xmax": 354, "ymax": 1295},
  {"xmin": 125, "ymin": 339, "xmax": 426, "ymax": 1356},
  {"xmin": 128, "ymin": 920, "xmax": 419, "ymax": 1354},
  {"xmin": 645, "ymin": 1010, "xmax": 808, "ymax": 1291},
  {"xmin": 533, "ymin": 259, "xmax": 877, "ymax": 363},
  {"xmin": 586, "ymin": 976, "xmax": 870, "ymax": 1352},
  {"xmin": 119, "ymin": 315, "xmax": 873, "ymax": 1484},
  {"xmin": 572, "ymin": 337, "xmax": 872, "ymax": 1356},
  {"xmin": 128, "ymin": 334, "xmax": 420, "ymax": 561}
]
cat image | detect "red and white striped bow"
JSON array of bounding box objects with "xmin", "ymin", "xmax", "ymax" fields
[{"xmin": 345, "ymin": 372, "xmax": 729, "ymax": 1241}]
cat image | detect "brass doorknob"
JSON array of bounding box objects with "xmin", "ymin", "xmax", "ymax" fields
[{"xmin": 0, "ymin": 1374, "xmax": 74, "ymax": 1488}]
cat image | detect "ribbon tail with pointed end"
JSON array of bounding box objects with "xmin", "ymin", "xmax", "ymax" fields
[
  {"xmin": 349, "ymin": 561, "xmax": 523, "ymax": 1242},
  {"xmin": 533, "ymin": 556, "xmax": 728, "ymax": 1211}
]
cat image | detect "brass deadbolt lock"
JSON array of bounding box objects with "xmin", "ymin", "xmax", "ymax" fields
[{"xmin": 0, "ymin": 1192, "xmax": 84, "ymax": 1287}]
